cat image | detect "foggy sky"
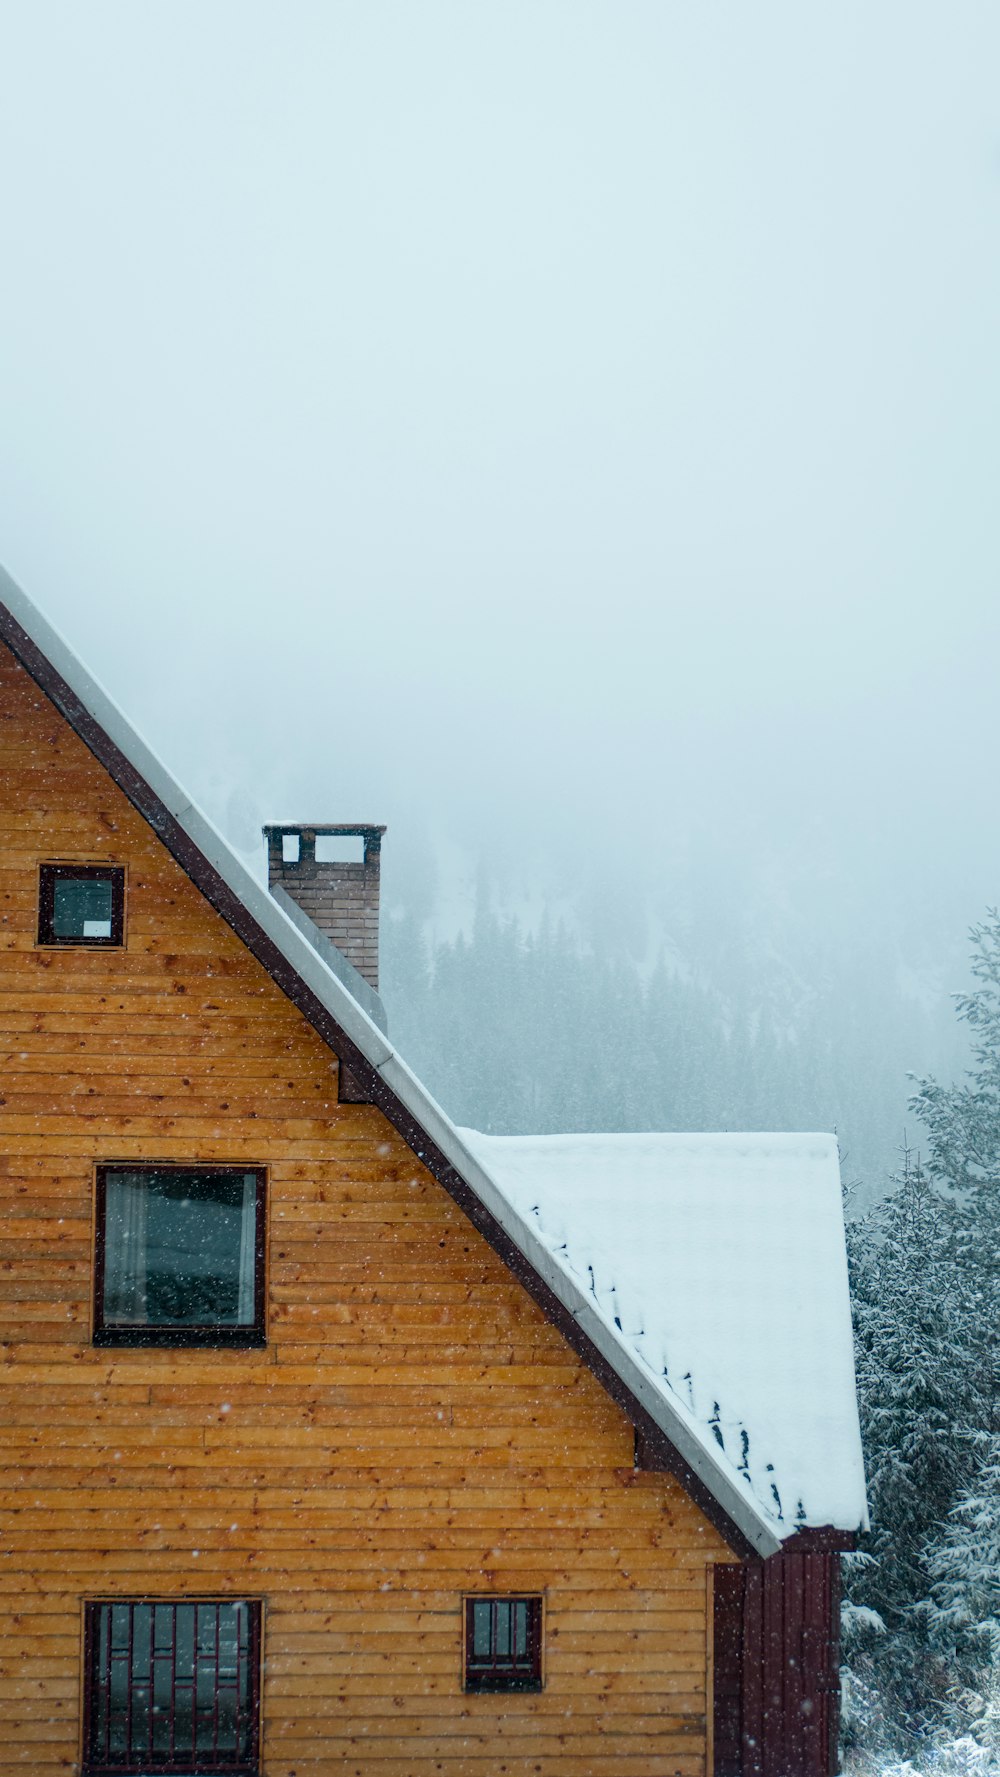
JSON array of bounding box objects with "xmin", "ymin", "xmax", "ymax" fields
[{"xmin": 1, "ymin": 2, "xmax": 998, "ymax": 960}]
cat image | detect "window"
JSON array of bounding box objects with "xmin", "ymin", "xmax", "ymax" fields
[
  {"xmin": 94, "ymin": 1167, "xmax": 266, "ymax": 1348},
  {"xmin": 83, "ymin": 1599, "xmax": 260, "ymax": 1775},
  {"xmin": 464, "ymin": 1596, "xmax": 542, "ymax": 1692},
  {"xmin": 38, "ymin": 863, "xmax": 125, "ymax": 946}
]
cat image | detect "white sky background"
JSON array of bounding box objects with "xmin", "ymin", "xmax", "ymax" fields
[{"xmin": 1, "ymin": 2, "xmax": 998, "ymax": 959}]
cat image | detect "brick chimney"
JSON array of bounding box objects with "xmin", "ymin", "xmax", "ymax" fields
[{"xmin": 262, "ymin": 824, "xmax": 386, "ymax": 990}]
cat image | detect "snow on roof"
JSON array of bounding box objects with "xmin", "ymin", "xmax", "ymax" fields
[
  {"xmin": 460, "ymin": 1129, "xmax": 869, "ymax": 1537},
  {"xmin": 0, "ymin": 565, "xmax": 868, "ymax": 1554}
]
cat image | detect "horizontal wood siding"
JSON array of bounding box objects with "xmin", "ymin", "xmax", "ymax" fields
[{"xmin": 0, "ymin": 640, "xmax": 730, "ymax": 1775}]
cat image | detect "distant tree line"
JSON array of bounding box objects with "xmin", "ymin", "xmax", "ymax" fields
[{"xmin": 382, "ymin": 886, "xmax": 959, "ymax": 1195}]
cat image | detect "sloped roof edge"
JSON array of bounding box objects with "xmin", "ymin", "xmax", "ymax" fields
[{"xmin": 0, "ymin": 565, "xmax": 847, "ymax": 1558}]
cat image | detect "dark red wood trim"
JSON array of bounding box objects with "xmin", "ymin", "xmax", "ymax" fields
[
  {"xmin": 827, "ymin": 1549, "xmax": 843, "ymax": 1777},
  {"xmin": 3, "ymin": 601, "xmax": 765, "ymax": 1557},
  {"xmin": 780, "ymin": 1527, "xmax": 856, "ymax": 1553},
  {"xmin": 712, "ymin": 1564, "xmax": 745, "ymax": 1777},
  {"xmin": 714, "ymin": 1547, "xmax": 845, "ymax": 1777}
]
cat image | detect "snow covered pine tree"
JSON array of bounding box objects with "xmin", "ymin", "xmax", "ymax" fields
[
  {"xmin": 844, "ymin": 915, "xmax": 1000, "ymax": 1763},
  {"xmin": 913, "ymin": 916, "xmax": 1000, "ymax": 1751}
]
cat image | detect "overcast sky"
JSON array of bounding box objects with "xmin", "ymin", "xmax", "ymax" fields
[{"xmin": 1, "ymin": 2, "xmax": 998, "ymax": 944}]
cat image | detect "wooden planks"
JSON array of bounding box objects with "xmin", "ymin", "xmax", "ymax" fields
[{"xmin": 0, "ymin": 639, "xmax": 728, "ymax": 1776}]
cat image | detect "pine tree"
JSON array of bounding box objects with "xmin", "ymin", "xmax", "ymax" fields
[
  {"xmin": 925, "ymin": 1433, "xmax": 1000, "ymax": 1745},
  {"xmin": 910, "ymin": 914, "xmax": 1000, "ymax": 1737},
  {"xmin": 910, "ymin": 910, "xmax": 1000, "ymax": 1192},
  {"xmin": 845, "ymin": 916, "xmax": 1000, "ymax": 1762},
  {"xmin": 844, "ymin": 1154, "xmax": 987, "ymax": 1749}
]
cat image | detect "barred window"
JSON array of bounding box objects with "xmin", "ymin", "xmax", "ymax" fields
[
  {"xmin": 84, "ymin": 1600, "xmax": 260, "ymax": 1775},
  {"xmin": 464, "ymin": 1595, "xmax": 542, "ymax": 1692}
]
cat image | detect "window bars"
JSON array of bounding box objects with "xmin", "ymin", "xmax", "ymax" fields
[{"xmin": 83, "ymin": 1599, "xmax": 260, "ymax": 1775}]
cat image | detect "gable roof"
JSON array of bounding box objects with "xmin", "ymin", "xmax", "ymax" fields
[
  {"xmin": 0, "ymin": 564, "xmax": 867, "ymax": 1558},
  {"xmin": 462, "ymin": 1130, "xmax": 867, "ymax": 1538}
]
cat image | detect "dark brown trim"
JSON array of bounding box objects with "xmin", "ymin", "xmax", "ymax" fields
[
  {"xmin": 2, "ymin": 600, "xmax": 766, "ymax": 1556},
  {"xmin": 93, "ymin": 1165, "xmax": 266, "ymax": 1349},
  {"xmin": 780, "ymin": 1527, "xmax": 856, "ymax": 1553},
  {"xmin": 38, "ymin": 861, "xmax": 125, "ymax": 947},
  {"xmin": 337, "ymin": 1065, "xmax": 371, "ymax": 1104}
]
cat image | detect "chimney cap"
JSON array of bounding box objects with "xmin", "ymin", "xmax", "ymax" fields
[{"xmin": 262, "ymin": 822, "xmax": 387, "ymax": 838}]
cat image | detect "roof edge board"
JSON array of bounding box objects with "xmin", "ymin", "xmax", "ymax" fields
[
  {"xmin": 0, "ymin": 567, "xmax": 200, "ymax": 826},
  {"xmin": 0, "ymin": 565, "xmax": 842, "ymax": 1559}
]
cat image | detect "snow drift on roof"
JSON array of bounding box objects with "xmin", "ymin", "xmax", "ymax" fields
[{"xmin": 460, "ymin": 1129, "xmax": 868, "ymax": 1535}]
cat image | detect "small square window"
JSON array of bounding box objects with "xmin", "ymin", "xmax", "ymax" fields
[
  {"xmin": 94, "ymin": 1167, "xmax": 266, "ymax": 1348},
  {"xmin": 38, "ymin": 863, "xmax": 125, "ymax": 946},
  {"xmin": 83, "ymin": 1598, "xmax": 260, "ymax": 1775},
  {"xmin": 464, "ymin": 1596, "xmax": 542, "ymax": 1692}
]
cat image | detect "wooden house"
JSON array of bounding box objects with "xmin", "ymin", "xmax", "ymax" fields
[{"xmin": 0, "ymin": 568, "xmax": 866, "ymax": 1777}]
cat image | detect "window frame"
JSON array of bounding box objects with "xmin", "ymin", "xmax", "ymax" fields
[
  {"xmin": 81, "ymin": 1597, "xmax": 262, "ymax": 1777},
  {"xmin": 463, "ymin": 1594, "xmax": 543, "ymax": 1693},
  {"xmin": 38, "ymin": 862, "xmax": 126, "ymax": 948},
  {"xmin": 93, "ymin": 1165, "xmax": 267, "ymax": 1349}
]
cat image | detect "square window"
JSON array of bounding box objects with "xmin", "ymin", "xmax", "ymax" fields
[
  {"xmin": 94, "ymin": 1168, "xmax": 266, "ymax": 1348},
  {"xmin": 83, "ymin": 1598, "xmax": 260, "ymax": 1775},
  {"xmin": 464, "ymin": 1596, "xmax": 542, "ymax": 1692},
  {"xmin": 38, "ymin": 863, "xmax": 125, "ymax": 946}
]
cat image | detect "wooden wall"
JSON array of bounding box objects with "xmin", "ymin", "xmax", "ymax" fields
[
  {"xmin": 714, "ymin": 1551, "xmax": 842, "ymax": 1777},
  {"xmin": 0, "ymin": 639, "xmax": 732, "ymax": 1776}
]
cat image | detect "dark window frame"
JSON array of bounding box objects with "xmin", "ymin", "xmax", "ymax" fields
[
  {"xmin": 81, "ymin": 1597, "xmax": 262, "ymax": 1777},
  {"xmin": 463, "ymin": 1595, "xmax": 543, "ymax": 1693},
  {"xmin": 93, "ymin": 1166, "xmax": 267, "ymax": 1349},
  {"xmin": 38, "ymin": 862, "xmax": 126, "ymax": 948}
]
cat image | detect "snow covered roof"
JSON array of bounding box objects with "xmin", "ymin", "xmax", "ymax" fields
[
  {"xmin": 0, "ymin": 565, "xmax": 868, "ymax": 1557},
  {"xmin": 460, "ymin": 1130, "xmax": 868, "ymax": 1540}
]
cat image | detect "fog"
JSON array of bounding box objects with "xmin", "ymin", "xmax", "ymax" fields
[{"xmin": 1, "ymin": 2, "xmax": 998, "ymax": 1195}]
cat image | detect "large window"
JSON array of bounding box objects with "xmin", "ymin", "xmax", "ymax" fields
[
  {"xmin": 83, "ymin": 1599, "xmax": 260, "ymax": 1775},
  {"xmin": 38, "ymin": 863, "xmax": 125, "ymax": 946},
  {"xmin": 464, "ymin": 1596, "xmax": 542, "ymax": 1692},
  {"xmin": 94, "ymin": 1167, "xmax": 266, "ymax": 1347}
]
